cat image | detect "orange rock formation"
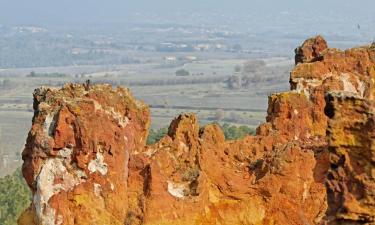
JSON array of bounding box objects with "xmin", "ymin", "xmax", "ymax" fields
[
  {"xmin": 18, "ymin": 37, "xmax": 375, "ymax": 225},
  {"xmin": 325, "ymin": 93, "xmax": 375, "ymax": 224}
]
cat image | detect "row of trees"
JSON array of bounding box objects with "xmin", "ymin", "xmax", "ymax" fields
[
  {"xmin": 147, "ymin": 123, "xmax": 255, "ymax": 145},
  {"xmin": 27, "ymin": 71, "xmax": 67, "ymax": 78},
  {"xmin": 219, "ymin": 123, "xmax": 255, "ymax": 140},
  {"xmin": 0, "ymin": 34, "xmax": 142, "ymax": 68},
  {"xmin": 147, "ymin": 127, "xmax": 169, "ymax": 145},
  {"xmin": 226, "ymin": 60, "xmax": 266, "ymax": 89}
]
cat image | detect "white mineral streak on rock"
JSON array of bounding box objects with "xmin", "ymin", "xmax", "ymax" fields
[
  {"xmin": 109, "ymin": 107, "xmax": 129, "ymax": 128},
  {"xmin": 340, "ymin": 73, "xmax": 357, "ymax": 94},
  {"xmin": 302, "ymin": 182, "xmax": 310, "ymax": 202},
  {"xmin": 34, "ymin": 148, "xmax": 85, "ymax": 225},
  {"xmin": 88, "ymin": 152, "xmax": 108, "ymax": 175},
  {"xmin": 293, "ymin": 73, "xmax": 334, "ymax": 100},
  {"xmin": 294, "ymin": 73, "xmax": 365, "ymax": 99},
  {"xmin": 294, "ymin": 77, "xmax": 322, "ymax": 99},
  {"xmin": 94, "ymin": 183, "xmax": 103, "ymax": 197},
  {"xmin": 167, "ymin": 181, "xmax": 189, "ymax": 198},
  {"xmin": 179, "ymin": 141, "xmax": 189, "ymax": 152},
  {"xmin": 144, "ymin": 148, "xmax": 157, "ymax": 157},
  {"xmin": 57, "ymin": 148, "xmax": 72, "ymax": 158},
  {"xmin": 56, "ymin": 215, "xmax": 63, "ymax": 225},
  {"xmin": 34, "ymin": 158, "xmax": 63, "ymax": 225},
  {"xmin": 356, "ymin": 77, "xmax": 365, "ymax": 97},
  {"xmin": 93, "ymin": 100, "xmax": 129, "ymax": 127},
  {"xmin": 44, "ymin": 113, "xmax": 56, "ymax": 136}
]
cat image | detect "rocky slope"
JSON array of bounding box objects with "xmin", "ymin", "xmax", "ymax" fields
[{"xmin": 18, "ymin": 37, "xmax": 375, "ymax": 225}]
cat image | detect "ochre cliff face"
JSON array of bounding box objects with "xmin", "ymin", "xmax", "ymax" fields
[
  {"xmin": 18, "ymin": 37, "xmax": 375, "ymax": 225},
  {"xmin": 295, "ymin": 35, "xmax": 328, "ymax": 64},
  {"xmin": 19, "ymin": 84, "xmax": 150, "ymax": 225},
  {"xmin": 325, "ymin": 93, "xmax": 375, "ymax": 224}
]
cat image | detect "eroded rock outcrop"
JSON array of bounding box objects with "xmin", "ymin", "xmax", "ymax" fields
[
  {"xmin": 325, "ymin": 93, "xmax": 375, "ymax": 224},
  {"xmin": 295, "ymin": 35, "xmax": 328, "ymax": 64},
  {"xmin": 19, "ymin": 36, "xmax": 375, "ymax": 225},
  {"xmin": 19, "ymin": 85, "xmax": 150, "ymax": 225}
]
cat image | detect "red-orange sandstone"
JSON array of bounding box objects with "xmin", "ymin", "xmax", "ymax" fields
[{"xmin": 18, "ymin": 37, "xmax": 375, "ymax": 225}]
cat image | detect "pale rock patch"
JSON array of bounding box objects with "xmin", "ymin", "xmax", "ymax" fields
[
  {"xmin": 167, "ymin": 181, "xmax": 189, "ymax": 198},
  {"xmin": 34, "ymin": 148, "xmax": 85, "ymax": 225},
  {"xmin": 44, "ymin": 113, "xmax": 56, "ymax": 137},
  {"xmin": 88, "ymin": 152, "xmax": 108, "ymax": 175},
  {"xmin": 340, "ymin": 73, "xmax": 357, "ymax": 94},
  {"xmin": 93, "ymin": 100, "xmax": 129, "ymax": 128},
  {"xmin": 94, "ymin": 183, "xmax": 103, "ymax": 197}
]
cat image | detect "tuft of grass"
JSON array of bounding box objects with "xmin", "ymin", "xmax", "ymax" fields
[{"xmin": 146, "ymin": 123, "xmax": 255, "ymax": 145}]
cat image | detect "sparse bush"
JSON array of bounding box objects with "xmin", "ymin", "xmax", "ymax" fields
[
  {"xmin": 147, "ymin": 123, "xmax": 255, "ymax": 144},
  {"xmin": 232, "ymin": 44, "xmax": 242, "ymax": 52},
  {"xmin": 175, "ymin": 69, "xmax": 190, "ymax": 76},
  {"xmin": 220, "ymin": 123, "xmax": 255, "ymax": 140},
  {"xmin": 242, "ymin": 60, "xmax": 266, "ymax": 75},
  {"xmin": 2, "ymin": 79, "xmax": 11, "ymax": 87},
  {"xmin": 234, "ymin": 65, "xmax": 242, "ymax": 73},
  {"xmin": 226, "ymin": 60, "xmax": 267, "ymax": 89},
  {"xmin": 0, "ymin": 168, "xmax": 31, "ymax": 225},
  {"xmin": 225, "ymin": 75, "xmax": 242, "ymax": 89},
  {"xmin": 147, "ymin": 127, "xmax": 168, "ymax": 145}
]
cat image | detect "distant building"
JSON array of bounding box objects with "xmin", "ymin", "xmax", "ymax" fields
[
  {"xmin": 13, "ymin": 26, "xmax": 47, "ymax": 33},
  {"xmin": 164, "ymin": 56, "xmax": 177, "ymax": 63},
  {"xmin": 215, "ymin": 44, "xmax": 226, "ymax": 50},
  {"xmin": 194, "ymin": 44, "xmax": 210, "ymax": 51},
  {"xmin": 184, "ymin": 56, "xmax": 198, "ymax": 61}
]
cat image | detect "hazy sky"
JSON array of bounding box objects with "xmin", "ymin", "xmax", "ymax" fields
[{"xmin": 0, "ymin": 0, "xmax": 374, "ymax": 26}]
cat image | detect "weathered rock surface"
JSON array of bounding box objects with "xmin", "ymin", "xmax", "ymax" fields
[
  {"xmin": 18, "ymin": 36, "xmax": 375, "ymax": 225},
  {"xmin": 295, "ymin": 35, "xmax": 328, "ymax": 64},
  {"xmin": 19, "ymin": 84, "xmax": 150, "ymax": 225},
  {"xmin": 325, "ymin": 93, "xmax": 375, "ymax": 224}
]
